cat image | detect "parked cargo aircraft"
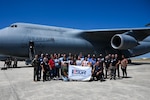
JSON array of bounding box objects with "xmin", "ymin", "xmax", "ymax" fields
[{"xmin": 0, "ymin": 22, "xmax": 150, "ymax": 59}]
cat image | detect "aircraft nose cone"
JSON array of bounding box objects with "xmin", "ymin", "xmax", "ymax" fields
[
  {"xmin": 0, "ymin": 28, "xmax": 9, "ymax": 43},
  {"xmin": 0, "ymin": 27, "xmax": 28, "ymax": 57},
  {"xmin": 0, "ymin": 29, "xmax": 8, "ymax": 54},
  {"xmin": 0, "ymin": 28, "xmax": 16, "ymax": 55}
]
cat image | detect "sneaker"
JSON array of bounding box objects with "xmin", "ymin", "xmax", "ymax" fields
[
  {"xmin": 53, "ymin": 77, "xmax": 57, "ymax": 80},
  {"xmin": 62, "ymin": 76, "xmax": 69, "ymax": 82}
]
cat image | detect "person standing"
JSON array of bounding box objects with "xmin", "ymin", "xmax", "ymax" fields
[
  {"xmin": 110, "ymin": 54, "xmax": 117, "ymax": 80},
  {"xmin": 13, "ymin": 58, "xmax": 17, "ymax": 68},
  {"xmin": 87, "ymin": 54, "xmax": 91, "ymax": 62},
  {"xmin": 38, "ymin": 54, "xmax": 44, "ymax": 80},
  {"xmin": 48, "ymin": 55, "xmax": 56, "ymax": 79},
  {"xmin": 54, "ymin": 54, "xmax": 61, "ymax": 79},
  {"xmin": 90, "ymin": 54, "xmax": 96, "ymax": 69},
  {"xmin": 121, "ymin": 55, "xmax": 128, "ymax": 78},
  {"xmin": 61, "ymin": 56, "xmax": 69, "ymax": 81},
  {"xmin": 82, "ymin": 57, "xmax": 89, "ymax": 66},
  {"xmin": 41, "ymin": 57, "xmax": 49, "ymax": 82},
  {"xmin": 115, "ymin": 54, "xmax": 121, "ymax": 78},
  {"xmin": 32, "ymin": 55, "xmax": 40, "ymax": 81},
  {"xmin": 76, "ymin": 56, "xmax": 82, "ymax": 66},
  {"xmin": 104, "ymin": 55, "xmax": 111, "ymax": 79}
]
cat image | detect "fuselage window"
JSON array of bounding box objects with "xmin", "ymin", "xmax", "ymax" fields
[{"xmin": 10, "ymin": 25, "xmax": 17, "ymax": 28}]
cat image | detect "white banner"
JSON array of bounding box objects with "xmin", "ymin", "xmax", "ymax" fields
[{"xmin": 68, "ymin": 65, "xmax": 92, "ymax": 81}]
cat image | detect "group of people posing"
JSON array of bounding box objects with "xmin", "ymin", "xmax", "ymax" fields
[{"xmin": 32, "ymin": 53, "xmax": 128, "ymax": 82}]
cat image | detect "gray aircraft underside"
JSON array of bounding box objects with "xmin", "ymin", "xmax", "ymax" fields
[{"xmin": 0, "ymin": 22, "xmax": 150, "ymax": 58}]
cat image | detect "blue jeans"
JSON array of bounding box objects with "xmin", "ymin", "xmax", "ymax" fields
[{"xmin": 50, "ymin": 67, "xmax": 56, "ymax": 78}]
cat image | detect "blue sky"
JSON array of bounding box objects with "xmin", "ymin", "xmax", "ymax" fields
[
  {"xmin": 0, "ymin": 0, "xmax": 150, "ymax": 58},
  {"xmin": 0, "ymin": 0, "xmax": 150, "ymax": 29}
]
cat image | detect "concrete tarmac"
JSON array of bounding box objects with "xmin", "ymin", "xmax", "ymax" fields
[{"xmin": 0, "ymin": 61, "xmax": 150, "ymax": 100}]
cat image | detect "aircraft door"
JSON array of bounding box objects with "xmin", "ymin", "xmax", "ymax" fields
[{"xmin": 29, "ymin": 41, "xmax": 35, "ymax": 60}]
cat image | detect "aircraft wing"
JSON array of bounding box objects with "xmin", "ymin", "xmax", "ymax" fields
[{"xmin": 81, "ymin": 27, "xmax": 150, "ymax": 43}]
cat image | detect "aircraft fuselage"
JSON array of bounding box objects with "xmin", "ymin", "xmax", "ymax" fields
[
  {"xmin": 1, "ymin": 23, "xmax": 150, "ymax": 58},
  {"xmin": 0, "ymin": 23, "xmax": 94, "ymax": 58}
]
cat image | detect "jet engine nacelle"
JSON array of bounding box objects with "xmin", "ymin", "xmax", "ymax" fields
[{"xmin": 111, "ymin": 34, "xmax": 138, "ymax": 49}]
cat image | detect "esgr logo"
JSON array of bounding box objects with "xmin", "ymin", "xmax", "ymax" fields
[{"xmin": 72, "ymin": 69, "xmax": 86, "ymax": 75}]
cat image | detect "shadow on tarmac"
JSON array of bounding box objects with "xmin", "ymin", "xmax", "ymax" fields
[
  {"xmin": 1, "ymin": 66, "xmax": 33, "ymax": 70},
  {"xmin": 9, "ymin": 66, "xmax": 33, "ymax": 68},
  {"xmin": 130, "ymin": 62, "xmax": 150, "ymax": 65},
  {"xmin": 122, "ymin": 76, "xmax": 132, "ymax": 78}
]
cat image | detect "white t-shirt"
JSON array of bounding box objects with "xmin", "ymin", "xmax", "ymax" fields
[
  {"xmin": 76, "ymin": 60, "xmax": 82, "ymax": 66},
  {"xmin": 82, "ymin": 60, "xmax": 89, "ymax": 66}
]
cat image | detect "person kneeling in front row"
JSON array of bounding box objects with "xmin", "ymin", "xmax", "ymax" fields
[{"xmin": 92, "ymin": 61, "xmax": 103, "ymax": 81}]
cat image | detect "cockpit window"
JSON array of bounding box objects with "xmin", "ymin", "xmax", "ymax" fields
[{"xmin": 10, "ymin": 24, "xmax": 17, "ymax": 28}]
